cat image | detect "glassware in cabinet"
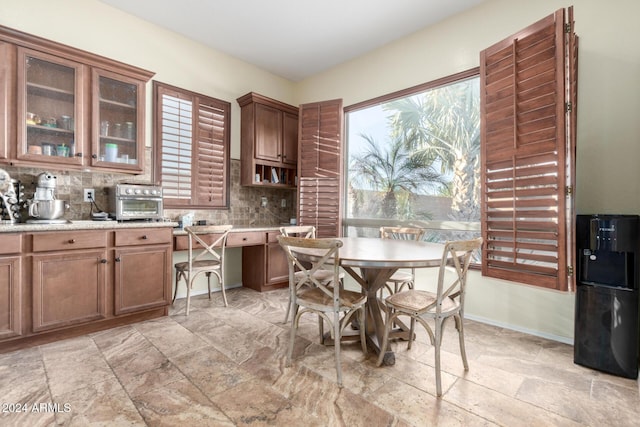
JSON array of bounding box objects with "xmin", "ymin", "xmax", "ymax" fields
[
  {"xmin": 16, "ymin": 47, "xmax": 83, "ymax": 164},
  {"xmin": 92, "ymin": 69, "xmax": 143, "ymax": 170}
]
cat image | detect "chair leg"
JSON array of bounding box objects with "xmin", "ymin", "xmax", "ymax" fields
[
  {"xmin": 318, "ymin": 314, "xmax": 325, "ymax": 345},
  {"xmin": 434, "ymin": 318, "xmax": 443, "ymax": 397},
  {"xmin": 185, "ymin": 276, "xmax": 192, "ymax": 316},
  {"xmin": 172, "ymin": 270, "xmax": 183, "ymax": 304},
  {"xmin": 455, "ymin": 314, "xmax": 469, "ymax": 370},
  {"xmin": 333, "ymin": 311, "xmax": 343, "ymax": 387},
  {"xmin": 206, "ymin": 272, "xmax": 212, "ymax": 300},
  {"xmin": 219, "ymin": 274, "xmax": 228, "ymax": 307},
  {"xmin": 286, "ymin": 306, "xmax": 298, "ymax": 367},
  {"xmin": 283, "ymin": 295, "xmax": 292, "ymax": 323},
  {"xmin": 408, "ymin": 317, "xmax": 416, "ymax": 350}
]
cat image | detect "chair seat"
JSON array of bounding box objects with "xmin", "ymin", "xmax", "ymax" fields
[
  {"xmin": 388, "ymin": 270, "xmax": 413, "ymax": 283},
  {"xmin": 298, "ymin": 287, "xmax": 366, "ymax": 310},
  {"xmin": 175, "ymin": 259, "xmax": 221, "ymax": 271},
  {"xmin": 386, "ymin": 289, "xmax": 459, "ymax": 315},
  {"xmin": 294, "ymin": 269, "xmax": 345, "ymax": 282}
]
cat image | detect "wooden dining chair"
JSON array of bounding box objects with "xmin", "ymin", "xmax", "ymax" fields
[
  {"xmin": 379, "ymin": 226, "xmax": 426, "ymax": 295},
  {"xmin": 376, "ymin": 237, "xmax": 482, "ymax": 396},
  {"xmin": 279, "ymin": 225, "xmax": 344, "ymax": 323},
  {"xmin": 173, "ymin": 224, "xmax": 233, "ymax": 315},
  {"xmin": 278, "ymin": 235, "xmax": 367, "ymax": 387}
]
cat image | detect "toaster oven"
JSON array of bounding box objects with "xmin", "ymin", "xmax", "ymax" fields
[{"xmin": 109, "ymin": 183, "xmax": 163, "ymax": 221}]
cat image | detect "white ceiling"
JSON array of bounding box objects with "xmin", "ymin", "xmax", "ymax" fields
[{"xmin": 98, "ymin": 0, "xmax": 485, "ymax": 81}]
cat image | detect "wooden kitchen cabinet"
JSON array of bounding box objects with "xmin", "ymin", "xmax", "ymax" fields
[
  {"xmin": 266, "ymin": 231, "xmax": 288, "ymax": 285},
  {"xmin": 0, "ymin": 24, "xmax": 153, "ymax": 173},
  {"xmin": 0, "ymin": 226, "xmax": 172, "ymax": 353},
  {"xmin": 113, "ymin": 228, "xmax": 172, "ymax": 315},
  {"xmin": 237, "ymin": 92, "xmax": 298, "ymax": 187},
  {"xmin": 31, "ymin": 231, "xmax": 107, "ymax": 332},
  {"xmin": 0, "ymin": 234, "xmax": 22, "ymax": 339}
]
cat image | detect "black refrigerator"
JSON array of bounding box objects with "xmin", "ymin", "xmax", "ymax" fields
[{"xmin": 574, "ymin": 214, "xmax": 640, "ymax": 378}]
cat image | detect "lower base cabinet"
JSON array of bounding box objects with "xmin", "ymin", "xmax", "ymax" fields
[
  {"xmin": 32, "ymin": 250, "xmax": 107, "ymax": 332},
  {"xmin": 0, "ymin": 226, "xmax": 173, "ymax": 353}
]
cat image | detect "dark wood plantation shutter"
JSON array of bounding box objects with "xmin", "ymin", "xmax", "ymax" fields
[
  {"xmin": 153, "ymin": 81, "xmax": 230, "ymax": 208},
  {"xmin": 480, "ymin": 7, "xmax": 577, "ymax": 291},
  {"xmin": 298, "ymin": 99, "xmax": 343, "ymax": 238},
  {"xmin": 193, "ymin": 98, "xmax": 229, "ymax": 207}
]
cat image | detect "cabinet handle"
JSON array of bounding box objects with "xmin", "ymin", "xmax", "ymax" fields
[
  {"xmin": 92, "ymin": 154, "xmax": 98, "ymax": 159},
  {"xmin": 115, "ymin": 256, "xmax": 121, "ymax": 262},
  {"xmin": 68, "ymin": 239, "xmax": 76, "ymax": 244},
  {"xmin": 100, "ymin": 259, "xmax": 107, "ymax": 264},
  {"xmin": 141, "ymin": 235, "xmax": 148, "ymax": 240}
]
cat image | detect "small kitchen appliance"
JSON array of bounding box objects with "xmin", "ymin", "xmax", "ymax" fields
[
  {"xmin": 0, "ymin": 168, "xmax": 25, "ymax": 223},
  {"xmin": 26, "ymin": 171, "xmax": 69, "ymax": 223},
  {"xmin": 108, "ymin": 183, "xmax": 163, "ymax": 221}
]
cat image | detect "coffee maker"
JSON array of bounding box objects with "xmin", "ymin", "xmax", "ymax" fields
[{"xmin": 574, "ymin": 214, "xmax": 640, "ymax": 378}]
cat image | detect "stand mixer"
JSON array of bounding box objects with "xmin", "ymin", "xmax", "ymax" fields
[{"xmin": 26, "ymin": 171, "xmax": 70, "ymax": 224}]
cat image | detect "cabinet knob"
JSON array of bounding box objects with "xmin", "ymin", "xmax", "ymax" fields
[
  {"xmin": 92, "ymin": 154, "xmax": 98, "ymax": 159},
  {"xmin": 242, "ymin": 237, "xmax": 247, "ymax": 241},
  {"xmin": 75, "ymin": 152, "xmax": 82, "ymax": 157},
  {"xmin": 141, "ymin": 235, "xmax": 148, "ymax": 240},
  {"xmin": 68, "ymin": 239, "xmax": 76, "ymax": 244},
  {"xmin": 100, "ymin": 259, "xmax": 107, "ymax": 264},
  {"xmin": 115, "ymin": 256, "xmax": 121, "ymax": 262}
]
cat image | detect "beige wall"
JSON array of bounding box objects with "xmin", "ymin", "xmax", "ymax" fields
[{"xmin": 3, "ymin": 0, "xmax": 638, "ymax": 342}]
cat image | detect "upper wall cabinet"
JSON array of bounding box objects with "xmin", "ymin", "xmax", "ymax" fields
[
  {"xmin": 0, "ymin": 25, "xmax": 154, "ymax": 173},
  {"xmin": 237, "ymin": 92, "xmax": 298, "ymax": 188}
]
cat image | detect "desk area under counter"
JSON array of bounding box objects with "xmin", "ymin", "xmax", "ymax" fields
[{"xmin": 172, "ymin": 226, "xmax": 288, "ymax": 293}]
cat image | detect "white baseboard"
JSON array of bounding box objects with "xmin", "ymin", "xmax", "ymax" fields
[{"xmin": 465, "ymin": 313, "xmax": 574, "ymax": 345}]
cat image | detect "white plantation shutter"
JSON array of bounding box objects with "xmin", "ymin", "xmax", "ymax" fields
[{"xmin": 154, "ymin": 82, "xmax": 230, "ymax": 208}]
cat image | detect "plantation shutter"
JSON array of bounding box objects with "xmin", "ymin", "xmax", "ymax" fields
[
  {"xmin": 193, "ymin": 98, "xmax": 228, "ymax": 207},
  {"xmin": 297, "ymin": 99, "xmax": 343, "ymax": 238},
  {"xmin": 153, "ymin": 82, "xmax": 230, "ymax": 208},
  {"xmin": 480, "ymin": 7, "xmax": 577, "ymax": 291}
]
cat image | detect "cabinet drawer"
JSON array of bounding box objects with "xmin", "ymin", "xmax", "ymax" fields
[
  {"xmin": 227, "ymin": 231, "xmax": 265, "ymax": 247},
  {"xmin": 0, "ymin": 234, "xmax": 22, "ymax": 254},
  {"xmin": 115, "ymin": 228, "xmax": 172, "ymax": 246},
  {"xmin": 32, "ymin": 231, "xmax": 107, "ymax": 252},
  {"xmin": 267, "ymin": 231, "xmax": 282, "ymax": 244}
]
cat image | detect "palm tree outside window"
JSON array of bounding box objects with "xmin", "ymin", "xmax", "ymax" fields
[{"xmin": 344, "ymin": 71, "xmax": 481, "ymax": 253}]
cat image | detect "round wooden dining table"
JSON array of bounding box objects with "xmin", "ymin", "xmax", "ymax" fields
[{"xmin": 293, "ymin": 236, "xmax": 446, "ymax": 365}]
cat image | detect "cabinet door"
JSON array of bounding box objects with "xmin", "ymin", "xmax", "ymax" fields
[
  {"xmin": 92, "ymin": 68, "xmax": 145, "ymax": 172},
  {"xmin": 0, "ymin": 256, "xmax": 21, "ymax": 340},
  {"xmin": 0, "ymin": 41, "xmax": 14, "ymax": 161},
  {"xmin": 32, "ymin": 250, "xmax": 107, "ymax": 332},
  {"xmin": 114, "ymin": 245, "xmax": 171, "ymax": 315},
  {"xmin": 16, "ymin": 47, "xmax": 85, "ymax": 165},
  {"xmin": 282, "ymin": 111, "xmax": 298, "ymax": 165},
  {"xmin": 255, "ymin": 103, "xmax": 282, "ymax": 162},
  {"xmin": 267, "ymin": 242, "xmax": 288, "ymax": 285}
]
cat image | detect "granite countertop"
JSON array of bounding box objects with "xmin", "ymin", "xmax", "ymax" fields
[
  {"xmin": 0, "ymin": 221, "xmax": 286, "ymax": 234},
  {"xmin": 0, "ymin": 220, "xmax": 179, "ymax": 233}
]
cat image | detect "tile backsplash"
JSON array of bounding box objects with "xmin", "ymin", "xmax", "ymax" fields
[{"xmin": 1, "ymin": 152, "xmax": 296, "ymax": 226}]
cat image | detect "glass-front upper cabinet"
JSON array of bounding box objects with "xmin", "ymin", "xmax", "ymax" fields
[
  {"xmin": 16, "ymin": 47, "xmax": 84, "ymax": 165},
  {"xmin": 92, "ymin": 68, "xmax": 144, "ymax": 171}
]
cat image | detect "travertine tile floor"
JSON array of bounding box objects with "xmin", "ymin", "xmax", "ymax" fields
[{"xmin": 1, "ymin": 287, "xmax": 638, "ymax": 426}]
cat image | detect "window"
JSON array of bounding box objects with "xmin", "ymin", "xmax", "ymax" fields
[
  {"xmin": 344, "ymin": 69, "xmax": 481, "ymax": 247},
  {"xmin": 153, "ymin": 81, "xmax": 230, "ymax": 208}
]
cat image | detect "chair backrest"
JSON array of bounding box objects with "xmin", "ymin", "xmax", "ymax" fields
[
  {"xmin": 185, "ymin": 225, "xmax": 233, "ymax": 265},
  {"xmin": 280, "ymin": 225, "xmax": 316, "ymax": 238},
  {"xmin": 277, "ymin": 235, "xmax": 342, "ymax": 306},
  {"xmin": 380, "ymin": 226, "xmax": 425, "ymax": 242},
  {"xmin": 436, "ymin": 237, "xmax": 483, "ymax": 313}
]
